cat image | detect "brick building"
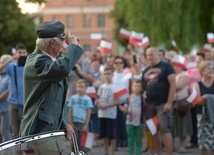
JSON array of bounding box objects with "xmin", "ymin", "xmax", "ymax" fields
[{"xmin": 41, "ymin": 0, "xmax": 117, "ymax": 53}]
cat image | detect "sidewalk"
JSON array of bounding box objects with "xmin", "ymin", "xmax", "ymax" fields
[{"xmin": 89, "ymin": 138, "xmax": 200, "ymax": 155}]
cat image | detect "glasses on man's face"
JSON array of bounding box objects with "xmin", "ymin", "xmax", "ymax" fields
[{"xmin": 114, "ymin": 62, "xmax": 123, "ymax": 65}]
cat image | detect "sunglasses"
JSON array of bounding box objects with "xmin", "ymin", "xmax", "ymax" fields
[{"xmin": 114, "ymin": 62, "xmax": 123, "ymax": 65}]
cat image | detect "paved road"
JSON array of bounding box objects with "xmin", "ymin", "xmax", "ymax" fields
[
  {"xmin": 89, "ymin": 138, "xmax": 201, "ymax": 155},
  {"xmin": 90, "ymin": 145, "xmax": 199, "ymax": 155}
]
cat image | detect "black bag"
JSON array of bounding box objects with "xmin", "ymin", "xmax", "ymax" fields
[{"xmin": 174, "ymin": 98, "xmax": 190, "ymax": 116}]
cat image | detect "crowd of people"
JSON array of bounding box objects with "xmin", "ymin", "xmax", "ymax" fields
[{"xmin": 0, "ymin": 20, "xmax": 214, "ymax": 155}]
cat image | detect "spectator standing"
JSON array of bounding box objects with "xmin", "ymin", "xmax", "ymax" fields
[
  {"xmin": 89, "ymin": 58, "xmax": 102, "ymax": 146},
  {"xmin": 194, "ymin": 61, "xmax": 214, "ymax": 155},
  {"xmin": 95, "ymin": 67, "xmax": 119, "ymax": 155},
  {"xmin": 172, "ymin": 55, "xmax": 193, "ymax": 153},
  {"xmin": 112, "ymin": 56, "xmax": 128, "ymax": 148},
  {"xmin": 0, "ymin": 55, "xmax": 12, "ymax": 142},
  {"xmin": 142, "ymin": 47, "xmax": 176, "ymax": 155},
  {"xmin": 0, "ymin": 44, "xmax": 28, "ymax": 139},
  {"xmin": 119, "ymin": 79, "xmax": 145, "ymax": 155},
  {"xmin": 68, "ymin": 79, "xmax": 93, "ymax": 153}
]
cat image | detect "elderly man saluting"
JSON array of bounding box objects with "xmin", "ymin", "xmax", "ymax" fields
[{"xmin": 19, "ymin": 21, "xmax": 84, "ymax": 141}]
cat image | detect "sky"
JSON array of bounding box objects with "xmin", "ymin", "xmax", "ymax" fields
[{"xmin": 16, "ymin": 0, "xmax": 42, "ymax": 14}]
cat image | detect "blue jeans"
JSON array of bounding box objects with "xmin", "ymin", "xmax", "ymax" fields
[{"xmin": 0, "ymin": 111, "xmax": 12, "ymax": 142}]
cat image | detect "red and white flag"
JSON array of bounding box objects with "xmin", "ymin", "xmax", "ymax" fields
[
  {"xmin": 202, "ymin": 43, "xmax": 212, "ymax": 52},
  {"xmin": 61, "ymin": 42, "xmax": 68, "ymax": 52},
  {"xmin": 123, "ymin": 69, "xmax": 132, "ymax": 80},
  {"xmin": 186, "ymin": 87, "xmax": 200, "ymax": 105},
  {"xmin": 171, "ymin": 40, "xmax": 179, "ymax": 49},
  {"xmin": 120, "ymin": 28, "xmax": 131, "ymax": 40},
  {"xmin": 80, "ymin": 131, "xmax": 94, "ymax": 149},
  {"xmin": 129, "ymin": 31, "xmax": 144, "ymax": 46},
  {"xmin": 11, "ymin": 48, "xmax": 16, "ymax": 56},
  {"xmin": 138, "ymin": 37, "xmax": 150, "ymax": 48},
  {"xmin": 99, "ymin": 40, "xmax": 112, "ymax": 54},
  {"xmin": 90, "ymin": 33, "xmax": 102, "ymax": 43},
  {"xmin": 146, "ymin": 116, "xmax": 159, "ymax": 135},
  {"xmin": 86, "ymin": 86, "xmax": 97, "ymax": 98},
  {"xmin": 171, "ymin": 55, "xmax": 188, "ymax": 69},
  {"xmin": 207, "ymin": 33, "xmax": 214, "ymax": 43},
  {"xmin": 113, "ymin": 84, "xmax": 128, "ymax": 98}
]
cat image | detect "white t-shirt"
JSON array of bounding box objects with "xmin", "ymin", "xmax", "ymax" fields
[{"xmin": 97, "ymin": 83, "xmax": 117, "ymax": 119}]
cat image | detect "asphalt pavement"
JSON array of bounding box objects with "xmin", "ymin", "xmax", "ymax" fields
[{"xmin": 89, "ymin": 138, "xmax": 201, "ymax": 155}]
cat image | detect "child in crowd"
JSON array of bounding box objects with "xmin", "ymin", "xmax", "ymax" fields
[
  {"xmin": 95, "ymin": 67, "xmax": 119, "ymax": 155},
  {"xmin": 119, "ymin": 79, "xmax": 145, "ymax": 155},
  {"xmin": 68, "ymin": 79, "xmax": 93, "ymax": 153}
]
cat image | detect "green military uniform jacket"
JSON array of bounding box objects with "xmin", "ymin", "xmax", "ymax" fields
[{"xmin": 20, "ymin": 44, "xmax": 84, "ymax": 137}]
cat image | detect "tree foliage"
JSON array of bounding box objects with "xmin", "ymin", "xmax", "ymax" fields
[
  {"xmin": 0, "ymin": 0, "xmax": 37, "ymax": 54},
  {"xmin": 111, "ymin": 0, "xmax": 214, "ymax": 53}
]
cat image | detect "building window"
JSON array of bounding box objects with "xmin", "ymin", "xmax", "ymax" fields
[
  {"xmin": 53, "ymin": 16, "xmax": 59, "ymax": 21},
  {"xmin": 83, "ymin": 14, "xmax": 91, "ymax": 28},
  {"xmin": 83, "ymin": 44, "xmax": 91, "ymax": 52},
  {"xmin": 97, "ymin": 14, "xmax": 105, "ymax": 27},
  {"xmin": 66, "ymin": 16, "xmax": 73, "ymax": 28}
]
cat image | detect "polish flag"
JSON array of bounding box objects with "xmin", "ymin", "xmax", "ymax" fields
[
  {"xmin": 186, "ymin": 87, "xmax": 200, "ymax": 105},
  {"xmin": 172, "ymin": 55, "xmax": 188, "ymax": 69},
  {"xmin": 138, "ymin": 37, "xmax": 150, "ymax": 48},
  {"xmin": 80, "ymin": 131, "xmax": 94, "ymax": 149},
  {"xmin": 90, "ymin": 33, "xmax": 102, "ymax": 43},
  {"xmin": 120, "ymin": 28, "xmax": 131, "ymax": 40},
  {"xmin": 129, "ymin": 31, "xmax": 144, "ymax": 46},
  {"xmin": 113, "ymin": 85, "xmax": 128, "ymax": 98},
  {"xmin": 61, "ymin": 42, "xmax": 68, "ymax": 52},
  {"xmin": 202, "ymin": 43, "xmax": 212, "ymax": 52},
  {"xmin": 171, "ymin": 40, "xmax": 179, "ymax": 49},
  {"xmin": 11, "ymin": 48, "xmax": 16, "ymax": 56},
  {"xmin": 86, "ymin": 86, "xmax": 97, "ymax": 98},
  {"xmin": 207, "ymin": 33, "xmax": 214, "ymax": 43},
  {"xmin": 99, "ymin": 40, "xmax": 112, "ymax": 54},
  {"xmin": 123, "ymin": 69, "xmax": 132, "ymax": 80},
  {"xmin": 146, "ymin": 116, "xmax": 159, "ymax": 135}
]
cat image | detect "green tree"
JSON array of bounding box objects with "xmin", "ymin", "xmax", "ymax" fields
[
  {"xmin": 111, "ymin": 0, "xmax": 214, "ymax": 53},
  {"xmin": 0, "ymin": 0, "xmax": 37, "ymax": 54}
]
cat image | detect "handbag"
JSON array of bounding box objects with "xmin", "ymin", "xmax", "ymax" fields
[{"xmin": 174, "ymin": 98, "xmax": 190, "ymax": 116}]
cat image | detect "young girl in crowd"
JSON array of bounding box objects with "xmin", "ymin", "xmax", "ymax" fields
[{"xmin": 119, "ymin": 79, "xmax": 145, "ymax": 155}]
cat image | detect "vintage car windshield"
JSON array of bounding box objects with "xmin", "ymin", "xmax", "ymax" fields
[{"xmin": 0, "ymin": 130, "xmax": 83, "ymax": 155}]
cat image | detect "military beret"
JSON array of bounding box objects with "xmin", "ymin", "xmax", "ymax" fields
[{"xmin": 35, "ymin": 21, "xmax": 65, "ymax": 39}]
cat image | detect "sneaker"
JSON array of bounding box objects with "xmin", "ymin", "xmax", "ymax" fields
[{"xmin": 178, "ymin": 148, "xmax": 186, "ymax": 153}]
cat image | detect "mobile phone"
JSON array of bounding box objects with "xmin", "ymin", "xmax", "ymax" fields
[
  {"xmin": 18, "ymin": 56, "xmax": 27, "ymax": 66},
  {"xmin": 133, "ymin": 55, "xmax": 137, "ymax": 64}
]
